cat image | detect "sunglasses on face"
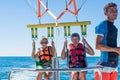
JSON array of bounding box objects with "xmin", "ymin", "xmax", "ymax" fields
[{"xmin": 41, "ymin": 42, "xmax": 48, "ymax": 44}]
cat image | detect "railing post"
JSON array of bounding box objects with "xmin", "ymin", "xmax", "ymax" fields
[
  {"xmin": 52, "ymin": 57, "xmax": 60, "ymax": 80},
  {"xmin": 8, "ymin": 71, "xmax": 13, "ymax": 80}
]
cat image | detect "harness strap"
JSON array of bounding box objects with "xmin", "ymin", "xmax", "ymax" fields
[
  {"xmin": 72, "ymin": 60, "xmax": 85, "ymax": 62},
  {"xmin": 48, "ymin": 46, "xmax": 52, "ymax": 60},
  {"xmin": 71, "ymin": 54, "xmax": 85, "ymax": 57},
  {"xmin": 38, "ymin": 54, "xmax": 52, "ymax": 57},
  {"xmin": 70, "ymin": 48, "xmax": 84, "ymax": 51},
  {"xmin": 83, "ymin": 42, "xmax": 87, "ymax": 64}
]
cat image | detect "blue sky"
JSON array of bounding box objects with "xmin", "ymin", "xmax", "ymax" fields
[{"xmin": 0, "ymin": 0, "xmax": 120, "ymax": 56}]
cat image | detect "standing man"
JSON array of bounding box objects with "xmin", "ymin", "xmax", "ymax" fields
[{"xmin": 95, "ymin": 2, "xmax": 120, "ymax": 80}]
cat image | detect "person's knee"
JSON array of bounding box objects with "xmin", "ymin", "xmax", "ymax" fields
[
  {"xmin": 45, "ymin": 77, "xmax": 50, "ymax": 80},
  {"xmin": 72, "ymin": 72, "xmax": 78, "ymax": 80},
  {"xmin": 44, "ymin": 72, "xmax": 52, "ymax": 80},
  {"xmin": 80, "ymin": 76, "xmax": 86, "ymax": 80},
  {"xmin": 38, "ymin": 72, "xmax": 44, "ymax": 76},
  {"xmin": 79, "ymin": 72, "xmax": 86, "ymax": 80},
  {"xmin": 37, "ymin": 72, "xmax": 43, "ymax": 80},
  {"xmin": 74, "ymin": 72, "xmax": 78, "ymax": 77},
  {"xmin": 48, "ymin": 72, "xmax": 52, "ymax": 77},
  {"xmin": 47, "ymin": 72, "xmax": 52, "ymax": 76},
  {"xmin": 45, "ymin": 75, "xmax": 50, "ymax": 80}
]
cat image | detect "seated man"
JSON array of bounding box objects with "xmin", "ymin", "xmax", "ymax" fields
[
  {"xmin": 61, "ymin": 33, "xmax": 95, "ymax": 80},
  {"xmin": 32, "ymin": 37, "xmax": 56, "ymax": 80}
]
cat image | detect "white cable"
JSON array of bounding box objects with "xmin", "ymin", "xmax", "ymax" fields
[
  {"xmin": 39, "ymin": 0, "xmax": 47, "ymax": 9},
  {"xmin": 39, "ymin": 0, "xmax": 57, "ymax": 21},
  {"xmin": 47, "ymin": 11, "xmax": 57, "ymax": 20}
]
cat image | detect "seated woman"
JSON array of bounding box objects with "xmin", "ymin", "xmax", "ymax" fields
[
  {"xmin": 32, "ymin": 36, "xmax": 56, "ymax": 80},
  {"xmin": 61, "ymin": 33, "xmax": 95, "ymax": 80}
]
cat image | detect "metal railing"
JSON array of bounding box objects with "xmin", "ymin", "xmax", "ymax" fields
[{"xmin": 8, "ymin": 66, "xmax": 103, "ymax": 80}]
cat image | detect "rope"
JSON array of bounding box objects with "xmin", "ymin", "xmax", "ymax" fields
[
  {"xmin": 38, "ymin": 18, "xmax": 41, "ymax": 24},
  {"xmin": 46, "ymin": 0, "xmax": 48, "ymax": 8},
  {"xmin": 64, "ymin": 26, "xmax": 71, "ymax": 68},
  {"xmin": 65, "ymin": 0, "xmax": 68, "ymax": 8},
  {"xmin": 76, "ymin": 0, "xmax": 87, "ymax": 22},
  {"xmin": 31, "ymin": 28, "xmax": 38, "ymax": 63},
  {"xmin": 78, "ymin": 0, "xmax": 87, "ymax": 12},
  {"xmin": 24, "ymin": 0, "xmax": 42, "ymax": 24},
  {"xmin": 75, "ymin": 14, "xmax": 79, "ymax": 22},
  {"xmin": 82, "ymin": 25, "xmax": 87, "ymax": 63},
  {"xmin": 81, "ymin": 25, "xmax": 87, "ymax": 56},
  {"xmin": 83, "ymin": 41, "xmax": 87, "ymax": 63},
  {"xmin": 47, "ymin": 26, "xmax": 56, "ymax": 57},
  {"xmin": 72, "ymin": 0, "xmax": 88, "ymax": 22},
  {"xmin": 34, "ymin": 41, "xmax": 37, "ymax": 62},
  {"xmin": 24, "ymin": 0, "xmax": 37, "ymax": 14},
  {"xmin": 66, "ymin": 38, "xmax": 69, "ymax": 69}
]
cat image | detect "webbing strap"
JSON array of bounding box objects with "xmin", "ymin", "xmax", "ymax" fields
[
  {"xmin": 81, "ymin": 25, "xmax": 87, "ymax": 37},
  {"xmin": 66, "ymin": 39, "xmax": 69, "ymax": 68},
  {"xmin": 64, "ymin": 26, "xmax": 71, "ymax": 37},
  {"xmin": 83, "ymin": 42, "xmax": 87, "ymax": 65},
  {"xmin": 31, "ymin": 28, "xmax": 38, "ymax": 40},
  {"xmin": 47, "ymin": 27, "xmax": 54, "ymax": 39}
]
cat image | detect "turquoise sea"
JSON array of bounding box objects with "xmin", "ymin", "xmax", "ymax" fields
[{"xmin": 0, "ymin": 57, "xmax": 120, "ymax": 80}]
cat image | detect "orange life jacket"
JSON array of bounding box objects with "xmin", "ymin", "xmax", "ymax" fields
[
  {"xmin": 69, "ymin": 43, "xmax": 87, "ymax": 68},
  {"xmin": 36, "ymin": 46, "xmax": 53, "ymax": 62}
]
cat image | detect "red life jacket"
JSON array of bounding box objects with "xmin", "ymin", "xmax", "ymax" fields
[{"xmin": 69, "ymin": 43, "xmax": 87, "ymax": 68}]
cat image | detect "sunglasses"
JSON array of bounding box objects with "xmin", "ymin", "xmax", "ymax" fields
[{"xmin": 41, "ymin": 42, "xmax": 48, "ymax": 44}]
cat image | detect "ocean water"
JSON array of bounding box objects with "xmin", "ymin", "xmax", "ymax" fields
[{"xmin": 0, "ymin": 57, "xmax": 120, "ymax": 80}]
